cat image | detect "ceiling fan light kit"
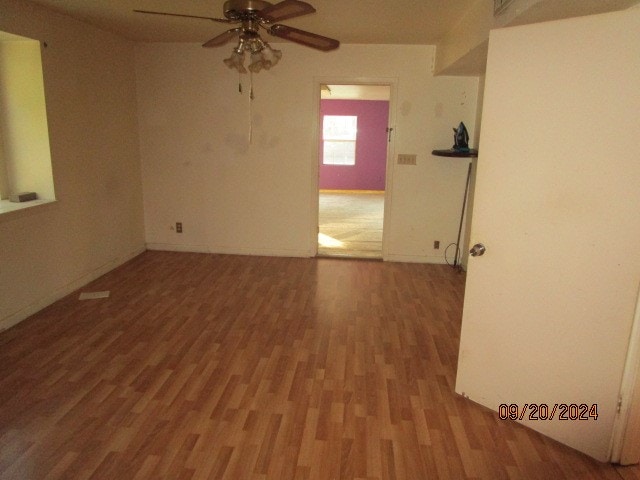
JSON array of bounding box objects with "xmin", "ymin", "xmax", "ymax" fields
[
  {"xmin": 222, "ymin": 33, "xmax": 282, "ymax": 74},
  {"xmin": 135, "ymin": 0, "xmax": 339, "ymax": 78},
  {"xmin": 134, "ymin": 0, "xmax": 338, "ymax": 139}
]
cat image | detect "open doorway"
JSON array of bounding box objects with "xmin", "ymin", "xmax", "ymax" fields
[{"xmin": 317, "ymin": 84, "xmax": 391, "ymax": 259}]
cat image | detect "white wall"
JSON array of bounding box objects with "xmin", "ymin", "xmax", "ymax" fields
[
  {"xmin": 136, "ymin": 43, "xmax": 478, "ymax": 262},
  {"xmin": 0, "ymin": 0, "xmax": 145, "ymax": 330}
]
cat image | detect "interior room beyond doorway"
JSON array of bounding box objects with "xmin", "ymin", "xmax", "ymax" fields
[{"xmin": 318, "ymin": 84, "xmax": 390, "ymax": 259}]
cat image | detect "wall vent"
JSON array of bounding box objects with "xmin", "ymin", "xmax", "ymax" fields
[{"xmin": 494, "ymin": 0, "xmax": 514, "ymax": 16}]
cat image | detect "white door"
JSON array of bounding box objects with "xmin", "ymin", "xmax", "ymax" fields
[{"xmin": 456, "ymin": 8, "xmax": 640, "ymax": 462}]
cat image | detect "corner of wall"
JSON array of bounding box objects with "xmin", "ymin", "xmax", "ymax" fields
[{"xmin": 433, "ymin": 0, "xmax": 493, "ymax": 76}]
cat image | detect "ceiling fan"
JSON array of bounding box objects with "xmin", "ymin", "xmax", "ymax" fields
[{"xmin": 135, "ymin": 0, "xmax": 340, "ymax": 74}]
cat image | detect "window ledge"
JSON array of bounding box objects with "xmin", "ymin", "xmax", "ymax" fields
[{"xmin": 0, "ymin": 198, "xmax": 57, "ymax": 223}]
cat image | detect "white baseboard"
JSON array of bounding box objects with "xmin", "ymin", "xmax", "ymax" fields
[
  {"xmin": 146, "ymin": 242, "xmax": 210, "ymax": 254},
  {"xmin": 146, "ymin": 243, "xmax": 453, "ymax": 264},
  {"xmin": 146, "ymin": 242, "xmax": 312, "ymax": 258},
  {"xmin": 0, "ymin": 246, "xmax": 146, "ymax": 332},
  {"xmin": 383, "ymin": 253, "xmax": 449, "ymax": 265}
]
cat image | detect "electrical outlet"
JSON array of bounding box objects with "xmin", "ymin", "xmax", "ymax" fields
[
  {"xmin": 434, "ymin": 240, "xmax": 440, "ymax": 250},
  {"xmin": 176, "ymin": 222, "xmax": 182, "ymax": 233}
]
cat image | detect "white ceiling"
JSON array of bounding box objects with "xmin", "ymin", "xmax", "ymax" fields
[
  {"xmin": 25, "ymin": 0, "xmax": 475, "ymax": 45},
  {"xmin": 25, "ymin": 0, "xmax": 640, "ymax": 45},
  {"xmin": 12, "ymin": 0, "xmax": 640, "ymax": 75}
]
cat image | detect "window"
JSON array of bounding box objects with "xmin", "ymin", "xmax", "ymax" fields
[
  {"xmin": 322, "ymin": 115, "xmax": 357, "ymax": 165},
  {"xmin": 0, "ymin": 31, "xmax": 55, "ymax": 213}
]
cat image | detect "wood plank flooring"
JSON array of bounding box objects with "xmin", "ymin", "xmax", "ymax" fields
[
  {"xmin": 0, "ymin": 251, "xmax": 638, "ymax": 479},
  {"xmin": 318, "ymin": 191, "xmax": 383, "ymax": 259}
]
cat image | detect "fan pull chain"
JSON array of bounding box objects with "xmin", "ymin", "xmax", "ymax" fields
[{"xmin": 248, "ymin": 71, "xmax": 254, "ymax": 143}]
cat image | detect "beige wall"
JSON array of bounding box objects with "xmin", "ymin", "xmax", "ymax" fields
[
  {"xmin": 136, "ymin": 43, "xmax": 479, "ymax": 262},
  {"xmin": 0, "ymin": 0, "xmax": 145, "ymax": 330}
]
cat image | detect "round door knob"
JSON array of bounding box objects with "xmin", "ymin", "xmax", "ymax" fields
[{"xmin": 470, "ymin": 243, "xmax": 486, "ymax": 257}]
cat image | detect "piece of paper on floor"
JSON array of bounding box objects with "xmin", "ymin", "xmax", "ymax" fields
[{"xmin": 79, "ymin": 291, "xmax": 110, "ymax": 300}]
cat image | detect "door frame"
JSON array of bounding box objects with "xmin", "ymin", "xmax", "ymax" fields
[
  {"xmin": 610, "ymin": 283, "xmax": 640, "ymax": 464},
  {"xmin": 310, "ymin": 77, "xmax": 398, "ymax": 258}
]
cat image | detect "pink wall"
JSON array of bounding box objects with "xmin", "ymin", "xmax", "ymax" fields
[{"xmin": 319, "ymin": 99, "xmax": 389, "ymax": 191}]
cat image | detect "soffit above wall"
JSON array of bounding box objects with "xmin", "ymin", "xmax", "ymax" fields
[
  {"xmin": 505, "ymin": 0, "xmax": 640, "ymax": 27},
  {"xmin": 435, "ymin": 0, "xmax": 640, "ymax": 76}
]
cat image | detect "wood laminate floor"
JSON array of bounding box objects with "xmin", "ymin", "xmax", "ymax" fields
[
  {"xmin": 0, "ymin": 251, "xmax": 638, "ymax": 479},
  {"xmin": 318, "ymin": 191, "xmax": 384, "ymax": 259}
]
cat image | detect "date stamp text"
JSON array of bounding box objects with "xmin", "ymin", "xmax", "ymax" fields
[{"xmin": 498, "ymin": 403, "xmax": 598, "ymax": 421}]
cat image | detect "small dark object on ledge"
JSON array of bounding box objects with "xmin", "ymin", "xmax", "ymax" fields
[
  {"xmin": 453, "ymin": 122, "xmax": 470, "ymax": 151},
  {"xmin": 9, "ymin": 192, "xmax": 37, "ymax": 203}
]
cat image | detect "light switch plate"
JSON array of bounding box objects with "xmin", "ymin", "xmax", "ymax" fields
[{"xmin": 397, "ymin": 154, "xmax": 417, "ymax": 165}]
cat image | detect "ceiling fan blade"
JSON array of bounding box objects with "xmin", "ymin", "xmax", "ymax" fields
[
  {"xmin": 202, "ymin": 28, "xmax": 241, "ymax": 47},
  {"xmin": 269, "ymin": 25, "xmax": 339, "ymax": 51},
  {"xmin": 133, "ymin": 9, "xmax": 232, "ymax": 24},
  {"xmin": 259, "ymin": 0, "xmax": 316, "ymax": 22}
]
